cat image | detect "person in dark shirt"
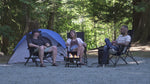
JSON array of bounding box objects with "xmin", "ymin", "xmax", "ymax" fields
[{"xmin": 29, "ymin": 29, "xmax": 58, "ymax": 67}]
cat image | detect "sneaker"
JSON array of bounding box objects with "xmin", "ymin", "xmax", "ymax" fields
[
  {"xmin": 78, "ymin": 62, "xmax": 85, "ymax": 65},
  {"xmin": 52, "ymin": 63, "xmax": 58, "ymax": 66},
  {"xmin": 40, "ymin": 64, "xmax": 46, "ymax": 67}
]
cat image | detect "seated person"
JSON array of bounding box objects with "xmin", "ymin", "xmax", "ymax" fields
[
  {"xmin": 28, "ymin": 29, "xmax": 58, "ymax": 67},
  {"xmin": 66, "ymin": 30, "xmax": 86, "ymax": 64},
  {"xmin": 102, "ymin": 25, "xmax": 131, "ymax": 66}
]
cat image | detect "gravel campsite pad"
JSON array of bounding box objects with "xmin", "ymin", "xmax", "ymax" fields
[{"xmin": 0, "ymin": 56, "xmax": 150, "ymax": 84}]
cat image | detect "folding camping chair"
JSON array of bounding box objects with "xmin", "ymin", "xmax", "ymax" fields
[
  {"xmin": 109, "ymin": 30, "xmax": 139, "ymax": 67},
  {"xmin": 65, "ymin": 32, "xmax": 87, "ymax": 67},
  {"xmin": 24, "ymin": 33, "xmax": 52, "ymax": 66}
]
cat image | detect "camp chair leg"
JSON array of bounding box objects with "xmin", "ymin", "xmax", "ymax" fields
[
  {"xmin": 24, "ymin": 57, "xmax": 31, "ymax": 66},
  {"xmin": 24, "ymin": 59, "xmax": 29, "ymax": 65},
  {"xmin": 109, "ymin": 55, "xmax": 115, "ymax": 64},
  {"xmin": 124, "ymin": 50, "xmax": 130, "ymax": 60},
  {"xmin": 31, "ymin": 58, "xmax": 38, "ymax": 66},
  {"xmin": 44, "ymin": 56, "xmax": 53, "ymax": 64},
  {"xmin": 110, "ymin": 59, "xmax": 115, "ymax": 65},
  {"xmin": 130, "ymin": 56, "xmax": 139, "ymax": 65},
  {"xmin": 120, "ymin": 57, "xmax": 128, "ymax": 64},
  {"xmin": 78, "ymin": 64, "xmax": 81, "ymax": 67},
  {"xmin": 124, "ymin": 52, "xmax": 128, "ymax": 60},
  {"xmin": 35, "ymin": 61, "xmax": 38, "ymax": 66},
  {"xmin": 126, "ymin": 51, "xmax": 139, "ymax": 65},
  {"xmin": 65, "ymin": 63, "xmax": 67, "ymax": 67},
  {"xmin": 114, "ymin": 56, "xmax": 120, "ymax": 67},
  {"xmin": 65, "ymin": 62, "xmax": 70, "ymax": 67},
  {"xmin": 83, "ymin": 55, "xmax": 88, "ymax": 65},
  {"xmin": 77, "ymin": 63, "xmax": 79, "ymax": 67}
]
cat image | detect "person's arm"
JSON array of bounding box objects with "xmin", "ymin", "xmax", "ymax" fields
[
  {"xmin": 66, "ymin": 43, "xmax": 69, "ymax": 47},
  {"xmin": 43, "ymin": 38, "xmax": 51, "ymax": 47},
  {"xmin": 77, "ymin": 38, "xmax": 86, "ymax": 47},
  {"xmin": 112, "ymin": 41, "xmax": 117, "ymax": 45},
  {"xmin": 66, "ymin": 39, "xmax": 71, "ymax": 46},
  {"xmin": 83, "ymin": 42, "xmax": 87, "ymax": 47},
  {"xmin": 112, "ymin": 36, "xmax": 120, "ymax": 45},
  {"xmin": 41, "ymin": 37, "xmax": 50, "ymax": 48},
  {"xmin": 29, "ymin": 43, "xmax": 40, "ymax": 48},
  {"xmin": 28, "ymin": 39, "xmax": 39, "ymax": 48}
]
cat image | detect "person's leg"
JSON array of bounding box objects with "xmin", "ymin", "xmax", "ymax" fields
[
  {"xmin": 102, "ymin": 45, "xmax": 109, "ymax": 64},
  {"xmin": 38, "ymin": 46, "xmax": 45, "ymax": 66},
  {"xmin": 105, "ymin": 38, "xmax": 119, "ymax": 51},
  {"xmin": 70, "ymin": 44, "xmax": 84, "ymax": 63},
  {"xmin": 47, "ymin": 46, "xmax": 57, "ymax": 64},
  {"xmin": 52, "ymin": 46, "xmax": 57, "ymax": 64},
  {"xmin": 111, "ymin": 46, "xmax": 119, "ymax": 51},
  {"xmin": 77, "ymin": 45, "xmax": 84, "ymax": 63},
  {"xmin": 105, "ymin": 38, "xmax": 113, "ymax": 48}
]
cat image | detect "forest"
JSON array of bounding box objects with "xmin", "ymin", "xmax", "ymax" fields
[{"xmin": 0, "ymin": 0, "xmax": 150, "ymax": 55}]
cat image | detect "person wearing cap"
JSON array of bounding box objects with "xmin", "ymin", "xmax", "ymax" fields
[{"xmin": 28, "ymin": 29, "xmax": 58, "ymax": 67}]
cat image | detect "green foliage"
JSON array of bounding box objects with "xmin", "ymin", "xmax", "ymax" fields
[
  {"xmin": 134, "ymin": 1, "xmax": 148, "ymax": 12},
  {"xmin": 0, "ymin": 0, "xmax": 133, "ymax": 54},
  {"xmin": 0, "ymin": 25, "xmax": 15, "ymax": 54},
  {"xmin": 0, "ymin": 25, "xmax": 14, "ymax": 40}
]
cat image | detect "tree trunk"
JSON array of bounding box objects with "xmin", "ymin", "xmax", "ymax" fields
[
  {"xmin": 1, "ymin": 36, "xmax": 9, "ymax": 54},
  {"xmin": 133, "ymin": 0, "xmax": 150, "ymax": 43},
  {"xmin": 133, "ymin": 0, "xmax": 142, "ymax": 42},
  {"xmin": 23, "ymin": 4, "xmax": 31, "ymax": 35},
  {"xmin": 113, "ymin": 22, "xmax": 117, "ymax": 40},
  {"xmin": 47, "ymin": 12, "xmax": 54, "ymax": 30},
  {"xmin": 47, "ymin": 0, "xmax": 56, "ymax": 30},
  {"xmin": 93, "ymin": 21, "xmax": 97, "ymax": 48}
]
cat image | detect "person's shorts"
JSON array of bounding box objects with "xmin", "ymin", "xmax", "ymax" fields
[
  {"xmin": 34, "ymin": 46, "xmax": 52, "ymax": 53},
  {"xmin": 68, "ymin": 45, "xmax": 78, "ymax": 51}
]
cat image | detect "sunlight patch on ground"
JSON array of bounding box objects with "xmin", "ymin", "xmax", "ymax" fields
[
  {"xmin": 0, "ymin": 52, "xmax": 4, "ymax": 56},
  {"xmin": 128, "ymin": 60, "xmax": 144, "ymax": 64},
  {"xmin": 0, "ymin": 64, "xmax": 12, "ymax": 67},
  {"xmin": 87, "ymin": 49, "xmax": 98, "ymax": 56},
  {"xmin": 87, "ymin": 45, "xmax": 150, "ymax": 57},
  {"xmin": 130, "ymin": 45, "xmax": 150, "ymax": 51}
]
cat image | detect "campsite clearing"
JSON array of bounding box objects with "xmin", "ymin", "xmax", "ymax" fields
[
  {"xmin": 0, "ymin": 56, "xmax": 150, "ymax": 84},
  {"xmin": 0, "ymin": 45, "xmax": 150, "ymax": 84}
]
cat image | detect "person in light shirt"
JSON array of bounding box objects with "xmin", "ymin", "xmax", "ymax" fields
[
  {"xmin": 66, "ymin": 30, "xmax": 86, "ymax": 65},
  {"xmin": 101, "ymin": 25, "xmax": 131, "ymax": 66}
]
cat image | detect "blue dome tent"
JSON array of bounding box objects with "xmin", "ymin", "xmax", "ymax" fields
[{"xmin": 8, "ymin": 29, "xmax": 66, "ymax": 64}]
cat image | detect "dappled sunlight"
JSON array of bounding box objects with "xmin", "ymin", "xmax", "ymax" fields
[
  {"xmin": 0, "ymin": 64, "xmax": 12, "ymax": 67},
  {"xmin": 87, "ymin": 49, "xmax": 98, "ymax": 56},
  {"xmin": 128, "ymin": 60, "xmax": 144, "ymax": 64},
  {"xmin": 0, "ymin": 52, "xmax": 4, "ymax": 56},
  {"xmin": 130, "ymin": 45, "xmax": 150, "ymax": 51}
]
